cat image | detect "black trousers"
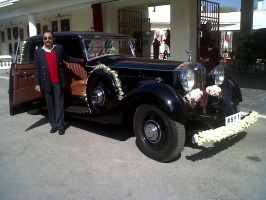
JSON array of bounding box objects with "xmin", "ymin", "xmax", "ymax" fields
[{"xmin": 44, "ymin": 83, "xmax": 64, "ymax": 129}]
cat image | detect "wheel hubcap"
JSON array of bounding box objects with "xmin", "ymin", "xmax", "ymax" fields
[
  {"xmin": 144, "ymin": 120, "xmax": 161, "ymax": 143},
  {"xmin": 91, "ymin": 87, "xmax": 105, "ymax": 106}
]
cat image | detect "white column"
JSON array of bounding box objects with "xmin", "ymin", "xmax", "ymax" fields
[
  {"xmin": 102, "ymin": 3, "xmax": 118, "ymax": 33},
  {"xmin": 240, "ymin": 0, "xmax": 254, "ymax": 37},
  {"xmin": 102, "ymin": 3, "xmax": 121, "ymax": 55},
  {"xmin": 28, "ymin": 13, "xmax": 37, "ymax": 37},
  {"xmin": 170, "ymin": 0, "xmax": 197, "ymax": 61}
]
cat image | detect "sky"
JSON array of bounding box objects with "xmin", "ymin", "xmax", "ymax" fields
[{"xmin": 214, "ymin": 0, "xmax": 258, "ymax": 11}]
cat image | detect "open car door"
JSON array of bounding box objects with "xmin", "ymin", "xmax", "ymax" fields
[
  {"xmin": 9, "ymin": 39, "xmax": 45, "ymax": 116},
  {"xmin": 9, "ymin": 62, "xmax": 45, "ymax": 115}
]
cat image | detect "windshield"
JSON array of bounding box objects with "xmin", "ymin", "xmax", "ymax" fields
[{"xmin": 83, "ymin": 39, "xmax": 135, "ymax": 60}]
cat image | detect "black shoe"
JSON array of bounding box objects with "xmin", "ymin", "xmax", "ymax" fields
[
  {"xmin": 50, "ymin": 128, "xmax": 58, "ymax": 133},
  {"xmin": 59, "ymin": 129, "xmax": 65, "ymax": 135}
]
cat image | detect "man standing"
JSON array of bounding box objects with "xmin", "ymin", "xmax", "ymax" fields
[
  {"xmin": 34, "ymin": 30, "xmax": 83, "ymax": 135},
  {"xmin": 152, "ymin": 38, "xmax": 161, "ymax": 59}
]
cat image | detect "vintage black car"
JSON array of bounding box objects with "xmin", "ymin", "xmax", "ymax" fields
[{"xmin": 9, "ymin": 31, "xmax": 257, "ymax": 162}]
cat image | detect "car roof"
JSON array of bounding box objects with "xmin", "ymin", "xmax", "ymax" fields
[{"xmin": 27, "ymin": 31, "xmax": 135, "ymax": 41}]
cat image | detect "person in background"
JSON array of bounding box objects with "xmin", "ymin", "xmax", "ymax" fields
[
  {"xmin": 209, "ymin": 43, "xmax": 221, "ymax": 65},
  {"xmin": 34, "ymin": 30, "xmax": 84, "ymax": 135},
  {"xmin": 153, "ymin": 38, "xmax": 161, "ymax": 59}
]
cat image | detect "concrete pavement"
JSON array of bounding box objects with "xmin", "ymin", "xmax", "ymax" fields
[
  {"xmin": 221, "ymin": 61, "xmax": 266, "ymax": 117},
  {"xmin": 221, "ymin": 61, "xmax": 266, "ymax": 90}
]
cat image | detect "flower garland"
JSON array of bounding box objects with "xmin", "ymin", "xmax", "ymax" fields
[
  {"xmin": 185, "ymin": 85, "xmax": 222, "ymax": 102},
  {"xmin": 205, "ymin": 85, "xmax": 221, "ymax": 96},
  {"xmin": 83, "ymin": 78, "xmax": 91, "ymax": 113},
  {"xmin": 83, "ymin": 63, "xmax": 124, "ymax": 107},
  {"xmin": 19, "ymin": 41, "xmax": 27, "ymax": 64},
  {"xmin": 192, "ymin": 111, "xmax": 259, "ymax": 146},
  {"xmin": 185, "ymin": 88, "xmax": 203, "ymax": 102},
  {"xmin": 108, "ymin": 47, "xmax": 118, "ymax": 54},
  {"xmin": 93, "ymin": 63, "xmax": 124, "ymax": 100}
]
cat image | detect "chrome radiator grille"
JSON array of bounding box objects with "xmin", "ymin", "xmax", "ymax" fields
[{"xmin": 194, "ymin": 69, "xmax": 206, "ymax": 91}]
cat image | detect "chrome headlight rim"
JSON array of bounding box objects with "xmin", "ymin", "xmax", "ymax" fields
[
  {"xmin": 180, "ymin": 67, "xmax": 195, "ymax": 91},
  {"xmin": 209, "ymin": 65, "xmax": 224, "ymax": 85}
]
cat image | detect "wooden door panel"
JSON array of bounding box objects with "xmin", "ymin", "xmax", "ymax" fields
[{"xmin": 13, "ymin": 63, "xmax": 43, "ymax": 105}]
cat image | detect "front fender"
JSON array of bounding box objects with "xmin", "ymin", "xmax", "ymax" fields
[
  {"xmin": 124, "ymin": 81, "xmax": 189, "ymax": 124},
  {"xmin": 221, "ymin": 74, "xmax": 242, "ymax": 114}
]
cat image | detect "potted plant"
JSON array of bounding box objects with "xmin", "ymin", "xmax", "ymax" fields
[{"xmin": 226, "ymin": 51, "xmax": 237, "ymax": 70}]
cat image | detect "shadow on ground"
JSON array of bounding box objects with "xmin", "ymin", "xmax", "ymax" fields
[
  {"xmin": 25, "ymin": 110, "xmax": 134, "ymax": 141},
  {"xmin": 185, "ymin": 131, "xmax": 247, "ymax": 161}
]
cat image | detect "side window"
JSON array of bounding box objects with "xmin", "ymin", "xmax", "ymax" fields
[
  {"xmin": 56, "ymin": 38, "xmax": 83, "ymax": 58},
  {"xmin": 30, "ymin": 41, "xmax": 43, "ymax": 62},
  {"xmin": 19, "ymin": 38, "xmax": 84, "ymax": 63},
  {"xmin": 19, "ymin": 40, "xmax": 43, "ymax": 63}
]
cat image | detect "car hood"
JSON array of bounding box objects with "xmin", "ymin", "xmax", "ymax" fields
[
  {"xmin": 109, "ymin": 57, "xmax": 184, "ymax": 71},
  {"xmin": 87, "ymin": 55, "xmax": 185, "ymax": 71}
]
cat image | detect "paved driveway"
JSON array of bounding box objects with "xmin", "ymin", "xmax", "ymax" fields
[{"xmin": 0, "ymin": 68, "xmax": 266, "ymax": 200}]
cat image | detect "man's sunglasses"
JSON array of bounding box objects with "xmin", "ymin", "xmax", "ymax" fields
[{"xmin": 43, "ymin": 36, "xmax": 52, "ymax": 40}]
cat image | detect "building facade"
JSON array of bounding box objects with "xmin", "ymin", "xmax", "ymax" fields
[{"xmin": 0, "ymin": 0, "xmax": 256, "ymax": 66}]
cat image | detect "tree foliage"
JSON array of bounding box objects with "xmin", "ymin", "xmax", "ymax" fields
[
  {"xmin": 211, "ymin": 5, "xmax": 238, "ymax": 13},
  {"xmin": 220, "ymin": 5, "xmax": 237, "ymax": 12}
]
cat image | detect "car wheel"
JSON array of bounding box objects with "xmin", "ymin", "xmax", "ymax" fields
[
  {"xmin": 86, "ymin": 68, "xmax": 121, "ymax": 113},
  {"xmin": 27, "ymin": 108, "xmax": 41, "ymax": 115},
  {"xmin": 133, "ymin": 104, "xmax": 185, "ymax": 162}
]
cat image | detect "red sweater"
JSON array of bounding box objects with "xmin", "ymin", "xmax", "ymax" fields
[{"xmin": 45, "ymin": 50, "xmax": 58, "ymax": 83}]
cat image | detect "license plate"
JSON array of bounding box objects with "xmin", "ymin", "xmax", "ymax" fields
[{"xmin": 225, "ymin": 112, "xmax": 241, "ymax": 126}]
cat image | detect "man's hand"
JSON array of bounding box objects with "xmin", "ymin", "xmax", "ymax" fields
[{"xmin": 35, "ymin": 85, "xmax": 40, "ymax": 92}]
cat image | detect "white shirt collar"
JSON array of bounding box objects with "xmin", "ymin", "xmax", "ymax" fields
[{"xmin": 42, "ymin": 44, "xmax": 56, "ymax": 53}]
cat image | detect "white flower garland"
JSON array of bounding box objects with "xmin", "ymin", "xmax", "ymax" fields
[
  {"xmin": 19, "ymin": 41, "xmax": 27, "ymax": 64},
  {"xmin": 83, "ymin": 63, "xmax": 124, "ymax": 107},
  {"xmin": 185, "ymin": 88, "xmax": 203, "ymax": 102},
  {"xmin": 185, "ymin": 85, "xmax": 221, "ymax": 103},
  {"xmin": 83, "ymin": 77, "xmax": 91, "ymax": 113},
  {"xmin": 93, "ymin": 64, "xmax": 124, "ymax": 100},
  {"xmin": 192, "ymin": 111, "xmax": 259, "ymax": 146},
  {"xmin": 108, "ymin": 47, "xmax": 118, "ymax": 54},
  {"xmin": 205, "ymin": 85, "xmax": 221, "ymax": 96},
  {"xmin": 84, "ymin": 73, "xmax": 91, "ymax": 113}
]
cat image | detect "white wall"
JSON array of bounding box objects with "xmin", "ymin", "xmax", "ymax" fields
[
  {"xmin": 69, "ymin": 8, "xmax": 94, "ymax": 31},
  {"xmin": 0, "ymin": 7, "xmax": 94, "ymax": 56},
  {"xmin": 258, "ymin": 0, "xmax": 266, "ymax": 9}
]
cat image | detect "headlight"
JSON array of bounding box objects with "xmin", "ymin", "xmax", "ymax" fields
[
  {"xmin": 209, "ymin": 65, "xmax": 224, "ymax": 85},
  {"xmin": 180, "ymin": 68, "xmax": 195, "ymax": 91}
]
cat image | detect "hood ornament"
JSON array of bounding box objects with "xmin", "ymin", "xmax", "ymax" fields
[{"xmin": 185, "ymin": 50, "xmax": 192, "ymax": 63}]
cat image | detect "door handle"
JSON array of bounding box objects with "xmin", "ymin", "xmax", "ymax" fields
[{"xmin": 23, "ymin": 71, "xmax": 28, "ymax": 80}]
